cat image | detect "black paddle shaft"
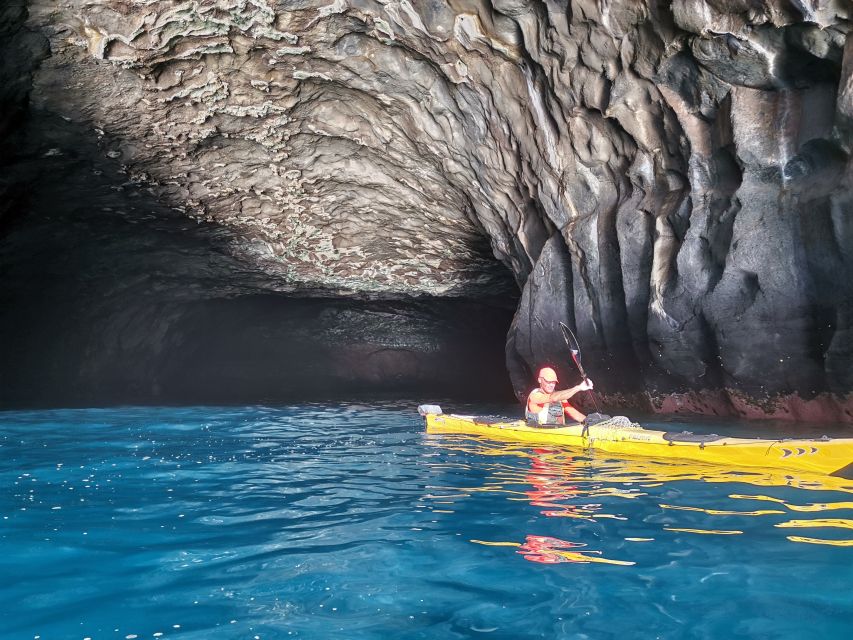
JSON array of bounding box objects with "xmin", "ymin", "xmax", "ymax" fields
[{"xmin": 559, "ymin": 322, "xmax": 600, "ymax": 413}]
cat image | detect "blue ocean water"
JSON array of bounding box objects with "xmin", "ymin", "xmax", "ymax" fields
[{"xmin": 2, "ymin": 404, "xmax": 853, "ymax": 640}]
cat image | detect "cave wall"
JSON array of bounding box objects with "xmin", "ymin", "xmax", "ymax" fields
[
  {"xmin": 2, "ymin": 1, "xmax": 852, "ymax": 419},
  {"xmin": 502, "ymin": 0, "xmax": 853, "ymax": 420}
]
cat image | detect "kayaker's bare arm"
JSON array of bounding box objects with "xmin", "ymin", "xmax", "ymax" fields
[{"xmin": 541, "ymin": 379, "xmax": 593, "ymax": 403}]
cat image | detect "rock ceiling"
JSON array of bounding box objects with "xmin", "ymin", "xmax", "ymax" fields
[{"xmin": 29, "ymin": 0, "xmax": 550, "ymax": 296}]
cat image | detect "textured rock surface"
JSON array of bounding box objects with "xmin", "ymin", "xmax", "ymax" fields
[{"xmin": 2, "ymin": 1, "xmax": 852, "ymax": 419}]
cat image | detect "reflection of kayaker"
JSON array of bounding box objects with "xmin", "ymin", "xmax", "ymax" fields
[
  {"xmin": 525, "ymin": 449, "xmax": 589, "ymax": 519},
  {"xmin": 526, "ymin": 366, "xmax": 593, "ymax": 425},
  {"xmin": 517, "ymin": 534, "xmax": 634, "ymax": 565},
  {"xmin": 518, "ymin": 535, "xmax": 585, "ymax": 563}
]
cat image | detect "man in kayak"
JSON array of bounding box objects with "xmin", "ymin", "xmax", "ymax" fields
[{"xmin": 526, "ymin": 366, "xmax": 593, "ymax": 425}]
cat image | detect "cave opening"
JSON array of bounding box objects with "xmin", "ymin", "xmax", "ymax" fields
[{"xmin": 1, "ymin": 110, "xmax": 520, "ymax": 408}]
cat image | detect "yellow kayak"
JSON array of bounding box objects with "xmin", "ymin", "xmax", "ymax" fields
[{"xmin": 418, "ymin": 406, "xmax": 853, "ymax": 476}]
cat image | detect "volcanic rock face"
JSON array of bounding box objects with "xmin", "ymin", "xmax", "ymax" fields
[{"xmin": 2, "ymin": 1, "xmax": 851, "ymax": 419}]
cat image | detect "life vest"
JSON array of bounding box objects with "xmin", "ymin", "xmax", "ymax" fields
[{"xmin": 526, "ymin": 388, "xmax": 565, "ymax": 425}]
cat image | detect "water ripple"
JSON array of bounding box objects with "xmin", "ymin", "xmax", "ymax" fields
[{"xmin": 2, "ymin": 405, "xmax": 853, "ymax": 639}]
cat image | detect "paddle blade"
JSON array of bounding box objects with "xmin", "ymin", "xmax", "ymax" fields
[
  {"xmin": 559, "ymin": 321, "xmax": 588, "ymax": 378},
  {"xmin": 559, "ymin": 322, "xmax": 581, "ymax": 356}
]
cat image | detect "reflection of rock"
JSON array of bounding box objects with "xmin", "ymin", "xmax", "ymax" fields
[{"xmin": 1, "ymin": 2, "xmax": 852, "ymax": 419}]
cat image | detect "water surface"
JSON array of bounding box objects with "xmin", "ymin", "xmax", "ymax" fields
[{"xmin": 2, "ymin": 404, "xmax": 853, "ymax": 639}]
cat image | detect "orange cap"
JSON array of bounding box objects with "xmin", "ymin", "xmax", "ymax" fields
[{"xmin": 538, "ymin": 367, "xmax": 558, "ymax": 382}]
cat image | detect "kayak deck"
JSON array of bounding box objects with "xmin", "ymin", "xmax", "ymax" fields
[{"xmin": 419, "ymin": 407, "xmax": 853, "ymax": 476}]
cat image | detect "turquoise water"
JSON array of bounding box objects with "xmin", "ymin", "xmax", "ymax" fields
[{"xmin": 2, "ymin": 404, "xmax": 853, "ymax": 639}]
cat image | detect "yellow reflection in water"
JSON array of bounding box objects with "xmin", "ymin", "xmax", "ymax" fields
[
  {"xmin": 471, "ymin": 535, "xmax": 635, "ymax": 565},
  {"xmin": 775, "ymin": 518, "xmax": 853, "ymax": 530},
  {"xmin": 423, "ymin": 433, "xmax": 853, "ymax": 558},
  {"xmin": 785, "ymin": 536, "xmax": 853, "ymax": 547},
  {"xmin": 660, "ymin": 504, "xmax": 785, "ymax": 516},
  {"xmin": 664, "ymin": 527, "xmax": 743, "ymax": 535},
  {"xmin": 425, "ymin": 434, "xmax": 853, "ymax": 494},
  {"xmin": 729, "ymin": 494, "xmax": 853, "ymax": 512}
]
